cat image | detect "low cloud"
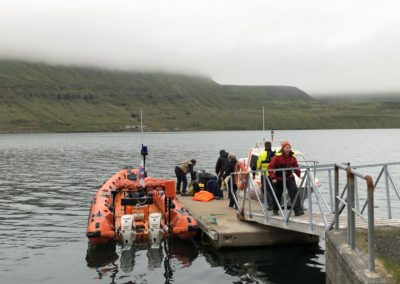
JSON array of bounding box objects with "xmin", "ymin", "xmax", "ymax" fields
[{"xmin": 1, "ymin": 0, "xmax": 400, "ymax": 95}]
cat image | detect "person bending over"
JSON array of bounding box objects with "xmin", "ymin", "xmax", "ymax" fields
[{"xmin": 175, "ymin": 159, "xmax": 196, "ymax": 196}]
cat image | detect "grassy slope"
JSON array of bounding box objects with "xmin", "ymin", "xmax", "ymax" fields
[
  {"xmin": 0, "ymin": 60, "xmax": 400, "ymax": 132},
  {"xmin": 356, "ymin": 228, "xmax": 400, "ymax": 283}
]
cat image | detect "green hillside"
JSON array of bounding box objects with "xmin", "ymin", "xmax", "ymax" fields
[{"xmin": 0, "ymin": 60, "xmax": 399, "ymax": 132}]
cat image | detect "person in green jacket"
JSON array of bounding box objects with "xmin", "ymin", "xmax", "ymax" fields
[{"xmin": 256, "ymin": 141, "xmax": 275, "ymax": 210}]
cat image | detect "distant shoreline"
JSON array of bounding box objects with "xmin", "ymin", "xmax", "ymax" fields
[{"xmin": 0, "ymin": 127, "xmax": 399, "ymax": 135}]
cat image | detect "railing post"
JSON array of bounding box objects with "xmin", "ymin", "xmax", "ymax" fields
[
  {"xmin": 346, "ymin": 170, "xmax": 351, "ymax": 245},
  {"xmin": 247, "ymin": 173, "xmax": 252, "ymax": 218},
  {"xmin": 241, "ymin": 173, "xmax": 247, "ymax": 215},
  {"xmin": 334, "ymin": 165, "xmax": 339, "ymax": 230},
  {"xmin": 328, "ymin": 169, "xmax": 334, "ymax": 213},
  {"xmin": 307, "ymin": 170, "xmax": 314, "ymax": 232},
  {"xmin": 347, "ymin": 170, "xmax": 356, "ymax": 250},
  {"xmin": 313, "ymin": 161, "xmax": 317, "ymax": 178},
  {"xmin": 366, "ymin": 175, "xmax": 375, "ymax": 272},
  {"xmin": 283, "ymin": 170, "xmax": 287, "ymax": 219},
  {"xmin": 360, "ymin": 167, "xmax": 384, "ymax": 215},
  {"xmin": 230, "ymin": 173, "xmax": 240, "ymax": 211},
  {"xmin": 386, "ymin": 168, "xmax": 400, "ymax": 201},
  {"xmin": 384, "ymin": 165, "xmax": 392, "ymax": 219},
  {"xmin": 262, "ymin": 171, "xmax": 268, "ymax": 221},
  {"xmin": 354, "ymin": 176, "xmax": 360, "ymax": 212}
]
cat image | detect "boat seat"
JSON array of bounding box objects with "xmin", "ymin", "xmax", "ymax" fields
[
  {"xmin": 121, "ymin": 197, "xmax": 153, "ymax": 206},
  {"xmin": 127, "ymin": 173, "xmax": 137, "ymax": 180}
]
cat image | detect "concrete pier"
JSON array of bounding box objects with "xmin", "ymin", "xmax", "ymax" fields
[
  {"xmin": 178, "ymin": 196, "xmax": 319, "ymax": 249},
  {"xmin": 325, "ymin": 230, "xmax": 387, "ymax": 284}
]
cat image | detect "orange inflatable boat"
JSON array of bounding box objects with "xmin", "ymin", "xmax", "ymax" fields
[{"xmin": 86, "ymin": 167, "xmax": 198, "ymax": 246}]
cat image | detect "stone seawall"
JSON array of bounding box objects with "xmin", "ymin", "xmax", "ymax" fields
[{"xmin": 325, "ymin": 230, "xmax": 386, "ymax": 284}]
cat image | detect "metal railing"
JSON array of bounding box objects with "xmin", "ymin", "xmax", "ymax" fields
[
  {"xmin": 333, "ymin": 162, "xmax": 400, "ymax": 272},
  {"xmin": 230, "ymin": 165, "xmax": 333, "ymax": 232},
  {"xmin": 229, "ymin": 162, "xmax": 400, "ymax": 273}
]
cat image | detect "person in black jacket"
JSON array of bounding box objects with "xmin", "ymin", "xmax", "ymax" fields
[
  {"xmin": 223, "ymin": 154, "xmax": 238, "ymax": 208},
  {"xmin": 215, "ymin": 150, "xmax": 229, "ymax": 187}
]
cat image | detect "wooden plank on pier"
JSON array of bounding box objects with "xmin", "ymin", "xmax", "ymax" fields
[{"xmin": 178, "ymin": 195, "xmax": 319, "ymax": 248}]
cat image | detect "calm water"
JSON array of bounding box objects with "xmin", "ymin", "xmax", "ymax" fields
[{"xmin": 1, "ymin": 130, "xmax": 400, "ymax": 284}]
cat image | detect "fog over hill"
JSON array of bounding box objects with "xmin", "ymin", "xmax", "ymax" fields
[{"xmin": 1, "ymin": 0, "xmax": 400, "ymax": 95}]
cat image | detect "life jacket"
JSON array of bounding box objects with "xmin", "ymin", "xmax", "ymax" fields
[
  {"xmin": 256, "ymin": 150, "xmax": 275, "ymax": 173},
  {"xmin": 177, "ymin": 160, "xmax": 193, "ymax": 174},
  {"xmin": 192, "ymin": 190, "xmax": 214, "ymax": 202}
]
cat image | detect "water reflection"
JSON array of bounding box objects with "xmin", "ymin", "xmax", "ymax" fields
[
  {"xmin": 201, "ymin": 243, "xmax": 325, "ymax": 284},
  {"xmin": 147, "ymin": 244, "xmax": 163, "ymax": 271},
  {"xmin": 86, "ymin": 242, "xmax": 119, "ymax": 283},
  {"xmin": 85, "ymin": 238, "xmax": 199, "ymax": 283},
  {"xmin": 85, "ymin": 236, "xmax": 324, "ymax": 284},
  {"xmin": 86, "ymin": 242, "xmax": 118, "ymax": 268}
]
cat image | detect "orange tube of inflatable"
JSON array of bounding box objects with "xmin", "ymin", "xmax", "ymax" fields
[
  {"xmin": 172, "ymin": 227, "xmax": 188, "ymax": 234},
  {"xmin": 101, "ymin": 231, "xmax": 116, "ymax": 238}
]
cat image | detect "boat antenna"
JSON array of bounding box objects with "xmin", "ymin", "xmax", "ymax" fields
[
  {"xmin": 263, "ymin": 106, "xmax": 265, "ymax": 132},
  {"xmin": 140, "ymin": 109, "xmax": 148, "ymax": 177},
  {"xmin": 141, "ymin": 108, "xmax": 144, "ymax": 145},
  {"xmin": 262, "ymin": 106, "xmax": 265, "ymax": 142}
]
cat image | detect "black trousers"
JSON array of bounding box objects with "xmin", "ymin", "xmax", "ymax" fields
[
  {"xmin": 272, "ymin": 178, "xmax": 301, "ymax": 212},
  {"xmin": 175, "ymin": 166, "xmax": 187, "ymax": 193},
  {"xmin": 228, "ymin": 179, "xmax": 237, "ymax": 207},
  {"xmin": 261, "ymin": 174, "xmax": 273, "ymax": 208}
]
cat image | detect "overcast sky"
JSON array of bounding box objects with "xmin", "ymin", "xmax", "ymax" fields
[{"xmin": 1, "ymin": 0, "xmax": 400, "ymax": 95}]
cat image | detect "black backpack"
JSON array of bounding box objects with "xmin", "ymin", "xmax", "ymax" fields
[
  {"xmin": 206, "ymin": 180, "xmax": 223, "ymax": 199},
  {"xmin": 192, "ymin": 181, "xmax": 201, "ymax": 193},
  {"xmin": 249, "ymin": 155, "xmax": 258, "ymax": 171}
]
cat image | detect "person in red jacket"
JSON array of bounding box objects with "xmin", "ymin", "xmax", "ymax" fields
[{"xmin": 268, "ymin": 141, "xmax": 304, "ymax": 216}]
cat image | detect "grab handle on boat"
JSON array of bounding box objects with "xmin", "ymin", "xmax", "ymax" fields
[
  {"xmin": 172, "ymin": 226, "xmax": 199, "ymax": 234},
  {"xmin": 172, "ymin": 227, "xmax": 188, "ymax": 234},
  {"xmin": 86, "ymin": 230, "xmax": 115, "ymax": 239}
]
